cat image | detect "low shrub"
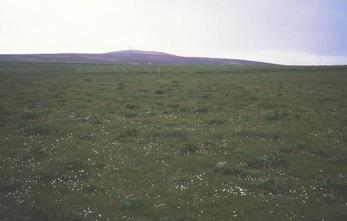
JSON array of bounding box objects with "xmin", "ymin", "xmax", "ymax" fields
[
  {"xmin": 256, "ymin": 178, "xmax": 283, "ymax": 194},
  {"xmin": 248, "ymin": 153, "xmax": 285, "ymax": 168},
  {"xmin": 119, "ymin": 195, "xmax": 140, "ymax": 209}
]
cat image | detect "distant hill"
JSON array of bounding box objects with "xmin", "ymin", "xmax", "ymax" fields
[{"xmin": 0, "ymin": 50, "xmax": 273, "ymax": 65}]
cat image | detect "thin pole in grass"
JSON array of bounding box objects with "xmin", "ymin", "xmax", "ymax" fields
[{"xmin": 158, "ymin": 67, "xmax": 161, "ymax": 74}]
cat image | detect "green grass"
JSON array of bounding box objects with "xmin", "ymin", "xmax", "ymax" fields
[{"xmin": 0, "ymin": 63, "xmax": 347, "ymax": 220}]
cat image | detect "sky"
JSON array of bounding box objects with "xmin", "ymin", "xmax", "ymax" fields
[{"xmin": 0, "ymin": 0, "xmax": 347, "ymax": 65}]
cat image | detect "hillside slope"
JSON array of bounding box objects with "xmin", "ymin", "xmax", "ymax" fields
[{"xmin": 0, "ymin": 50, "xmax": 273, "ymax": 65}]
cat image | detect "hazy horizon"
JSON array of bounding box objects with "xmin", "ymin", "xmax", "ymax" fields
[{"xmin": 1, "ymin": 0, "xmax": 347, "ymax": 65}]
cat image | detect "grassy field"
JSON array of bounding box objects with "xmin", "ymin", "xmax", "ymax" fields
[{"xmin": 0, "ymin": 63, "xmax": 346, "ymax": 221}]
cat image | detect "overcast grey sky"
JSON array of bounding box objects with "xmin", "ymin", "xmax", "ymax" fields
[{"xmin": 1, "ymin": 0, "xmax": 346, "ymax": 65}]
